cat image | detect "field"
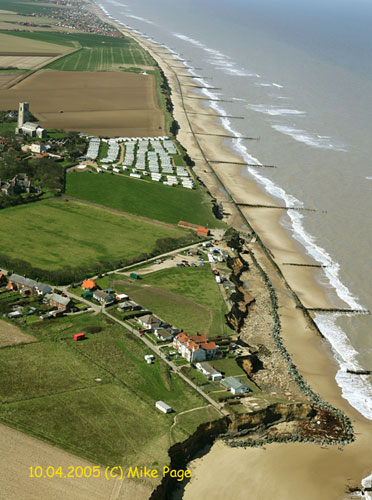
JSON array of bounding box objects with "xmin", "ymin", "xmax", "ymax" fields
[
  {"xmin": 0, "ymin": 55, "xmax": 57, "ymax": 69},
  {"xmin": 0, "ymin": 32, "xmax": 72, "ymax": 54},
  {"xmin": 0, "ymin": 313, "xmax": 216, "ymax": 469},
  {"xmin": 1, "ymin": 30, "xmax": 154, "ymax": 70},
  {"xmin": 47, "ymin": 46, "xmax": 154, "ymax": 71},
  {"xmin": 102, "ymin": 266, "xmax": 232, "ymax": 337},
  {"xmin": 0, "ymin": 199, "xmax": 189, "ymax": 271},
  {"xmin": 66, "ymin": 171, "xmax": 225, "ymax": 227},
  {"xmin": 0, "ymin": 319, "xmax": 37, "ymax": 347},
  {"xmin": 0, "ymin": 69, "xmax": 164, "ymax": 137}
]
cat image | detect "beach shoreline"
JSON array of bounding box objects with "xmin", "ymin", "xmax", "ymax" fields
[{"xmin": 87, "ymin": 2, "xmax": 372, "ymax": 497}]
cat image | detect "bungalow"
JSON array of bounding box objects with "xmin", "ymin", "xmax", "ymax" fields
[
  {"xmin": 154, "ymin": 328, "xmax": 173, "ymax": 342},
  {"xmin": 7, "ymin": 274, "xmax": 37, "ymax": 294},
  {"xmin": 81, "ymin": 279, "xmax": 96, "ymax": 291},
  {"xmin": 195, "ymin": 361, "xmax": 223, "ymax": 381},
  {"xmin": 118, "ymin": 300, "xmax": 141, "ymax": 312},
  {"xmin": 173, "ymin": 333, "xmax": 218, "ymax": 363},
  {"xmin": 221, "ymin": 376, "xmax": 250, "ymax": 395},
  {"xmin": 93, "ymin": 290, "xmax": 115, "ymax": 306},
  {"xmin": 138, "ymin": 314, "xmax": 162, "ymax": 330},
  {"xmin": 45, "ymin": 293, "xmax": 72, "ymax": 312}
]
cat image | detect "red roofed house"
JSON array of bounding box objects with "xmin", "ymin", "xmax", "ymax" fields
[
  {"xmin": 173, "ymin": 333, "xmax": 218, "ymax": 362},
  {"xmin": 82, "ymin": 279, "xmax": 97, "ymax": 291}
]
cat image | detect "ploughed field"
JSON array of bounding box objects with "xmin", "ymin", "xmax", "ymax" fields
[
  {"xmin": 0, "ymin": 69, "xmax": 164, "ymax": 137},
  {"xmin": 0, "ymin": 199, "xmax": 188, "ymax": 271}
]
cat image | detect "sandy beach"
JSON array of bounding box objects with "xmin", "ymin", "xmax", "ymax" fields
[{"xmin": 90, "ymin": 6, "xmax": 372, "ymax": 498}]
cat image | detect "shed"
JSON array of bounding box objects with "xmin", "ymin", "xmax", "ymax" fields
[
  {"xmin": 73, "ymin": 333, "xmax": 85, "ymax": 341},
  {"xmin": 155, "ymin": 401, "xmax": 173, "ymax": 414},
  {"xmin": 130, "ymin": 272, "xmax": 140, "ymax": 280}
]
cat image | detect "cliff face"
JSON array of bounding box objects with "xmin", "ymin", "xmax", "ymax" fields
[
  {"xmin": 149, "ymin": 402, "xmax": 317, "ymax": 500},
  {"xmin": 225, "ymin": 254, "xmax": 255, "ymax": 332}
]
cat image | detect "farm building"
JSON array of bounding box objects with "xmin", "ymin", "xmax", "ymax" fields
[
  {"xmin": 173, "ymin": 333, "xmax": 218, "ymax": 363},
  {"xmin": 45, "ymin": 293, "xmax": 72, "ymax": 312},
  {"xmin": 195, "ymin": 362, "xmax": 223, "ymax": 381},
  {"xmin": 155, "ymin": 401, "xmax": 173, "ymax": 414},
  {"xmin": 221, "ymin": 376, "xmax": 250, "ymax": 395}
]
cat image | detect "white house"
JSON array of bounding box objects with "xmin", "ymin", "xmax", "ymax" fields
[
  {"xmin": 221, "ymin": 376, "xmax": 250, "ymax": 395},
  {"xmin": 195, "ymin": 362, "xmax": 223, "ymax": 381}
]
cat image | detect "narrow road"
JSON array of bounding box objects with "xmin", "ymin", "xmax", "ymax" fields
[{"xmin": 57, "ymin": 287, "xmax": 228, "ymax": 417}]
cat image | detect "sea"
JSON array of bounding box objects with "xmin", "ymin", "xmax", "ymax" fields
[{"xmin": 96, "ymin": 0, "xmax": 372, "ymax": 420}]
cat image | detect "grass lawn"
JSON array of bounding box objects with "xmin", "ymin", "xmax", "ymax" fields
[
  {"xmin": 0, "ymin": 199, "xmax": 190, "ymax": 271},
  {"xmin": 66, "ymin": 171, "xmax": 225, "ymax": 227},
  {"xmin": 0, "ymin": 121, "xmax": 17, "ymax": 134},
  {"xmin": 0, "ymin": 312, "xmax": 212, "ymax": 469},
  {"xmin": 0, "ymin": 341, "xmax": 108, "ymax": 402},
  {"xmin": 102, "ymin": 266, "xmax": 233, "ymax": 337}
]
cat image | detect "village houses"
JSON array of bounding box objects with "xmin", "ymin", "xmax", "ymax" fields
[{"xmin": 173, "ymin": 333, "xmax": 218, "ymax": 363}]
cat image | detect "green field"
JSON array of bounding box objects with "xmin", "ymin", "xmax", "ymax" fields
[
  {"xmin": 66, "ymin": 172, "xmax": 225, "ymax": 227},
  {"xmin": 0, "ymin": 0, "xmax": 66, "ymax": 15},
  {"xmin": 0, "ymin": 199, "xmax": 191, "ymax": 271},
  {"xmin": 100, "ymin": 266, "xmax": 233, "ymax": 337},
  {"xmin": 0, "ymin": 313, "xmax": 217, "ymax": 468},
  {"xmin": 0, "ymin": 30, "xmax": 154, "ymax": 70},
  {"xmin": 47, "ymin": 46, "xmax": 154, "ymax": 71}
]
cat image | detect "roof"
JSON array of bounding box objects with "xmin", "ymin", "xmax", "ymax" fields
[
  {"xmin": 45, "ymin": 293, "xmax": 71, "ymax": 306},
  {"xmin": 9, "ymin": 273, "xmax": 37, "ymax": 288},
  {"xmin": 93, "ymin": 290, "xmax": 113, "ymax": 302},
  {"xmin": 201, "ymin": 341, "xmax": 217, "ymax": 350},
  {"xmin": 35, "ymin": 282, "xmax": 52, "ymax": 294},
  {"xmin": 221, "ymin": 376, "xmax": 249, "ymax": 391},
  {"xmin": 21, "ymin": 122, "xmax": 39, "ymax": 131},
  {"xmin": 189, "ymin": 334, "xmax": 207, "ymax": 344},
  {"xmin": 139, "ymin": 314, "xmax": 161, "ymax": 325},
  {"xmin": 155, "ymin": 400, "xmax": 172, "ymax": 411},
  {"xmin": 197, "ymin": 226, "xmax": 209, "ymax": 235},
  {"xmin": 196, "ymin": 362, "xmax": 221, "ymax": 375},
  {"xmin": 82, "ymin": 279, "xmax": 96, "ymax": 289}
]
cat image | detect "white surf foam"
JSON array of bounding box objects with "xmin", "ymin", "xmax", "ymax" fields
[
  {"xmin": 272, "ymin": 125, "xmax": 347, "ymax": 151},
  {"xmin": 272, "ymin": 82, "xmax": 284, "ymax": 88},
  {"xmin": 314, "ymin": 314, "xmax": 372, "ymax": 420},
  {"xmin": 365, "ymin": 176, "xmax": 372, "ymax": 180},
  {"xmin": 246, "ymin": 104, "xmax": 306, "ymax": 116},
  {"xmin": 125, "ymin": 14, "xmax": 154, "ymax": 24}
]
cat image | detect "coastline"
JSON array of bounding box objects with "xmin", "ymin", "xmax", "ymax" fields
[{"xmin": 85, "ymin": 2, "xmax": 372, "ymax": 497}]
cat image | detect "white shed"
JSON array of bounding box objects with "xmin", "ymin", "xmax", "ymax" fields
[{"xmin": 155, "ymin": 401, "xmax": 173, "ymax": 414}]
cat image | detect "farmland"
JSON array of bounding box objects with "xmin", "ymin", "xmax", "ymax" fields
[
  {"xmin": 66, "ymin": 171, "xmax": 225, "ymax": 227},
  {"xmin": 1, "ymin": 30, "xmax": 155, "ymax": 70},
  {"xmin": 0, "ymin": 199, "xmax": 192, "ymax": 272},
  {"xmin": 0, "ymin": 69, "xmax": 164, "ymax": 137},
  {"xmin": 101, "ymin": 265, "xmax": 233, "ymax": 336},
  {"xmin": 0, "ymin": 313, "xmax": 215, "ymax": 469}
]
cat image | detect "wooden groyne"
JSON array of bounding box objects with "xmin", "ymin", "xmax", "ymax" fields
[
  {"xmin": 208, "ymin": 160, "xmax": 276, "ymax": 168},
  {"xmin": 282, "ymin": 263, "xmax": 326, "ymax": 268},
  {"xmin": 299, "ymin": 307, "xmax": 370, "ymax": 315},
  {"xmin": 237, "ymin": 203, "xmax": 317, "ymax": 212},
  {"xmin": 189, "ymin": 132, "xmax": 259, "ymax": 140},
  {"xmin": 347, "ymin": 369, "xmax": 372, "ymax": 375},
  {"xmin": 183, "ymin": 96, "xmax": 234, "ymax": 102},
  {"xmin": 187, "ymin": 112, "xmax": 244, "ymax": 119}
]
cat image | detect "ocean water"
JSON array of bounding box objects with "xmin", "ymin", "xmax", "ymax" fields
[{"xmin": 96, "ymin": 0, "xmax": 372, "ymax": 420}]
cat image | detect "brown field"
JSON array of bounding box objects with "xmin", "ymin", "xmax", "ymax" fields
[
  {"xmin": 0, "ymin": 424, "xmax": 152, "ymax": 500},
  {"xmin": 0, "ymin": 70, "xmax": 164, "ymax": 137},
  {"xmin": 0, "ymin": 55, "xmax": 57, "ymax": 69},
  {"xmin": 0, "ymin": 33, "xmax": 72, "ymax": 54},
  {"xmin": 0, "ymin": 320, "xmax": 37, "ymax": 347}
]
